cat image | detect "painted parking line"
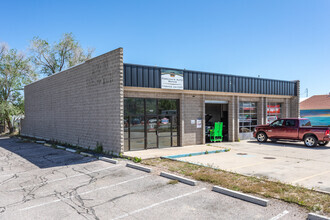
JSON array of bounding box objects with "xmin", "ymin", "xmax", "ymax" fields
[
  {"xmin": 111, "ymin": 188, "xmax": 207, "ymax": 220},
  {"xmin": 291, "ymin": 170, "xmax": 330, "ymax": 184},
  {"xmin": 0, "ymin": 169, "xmax": 38, "ymax": 178},
  {"xmin": 9, "ymin": 165, "xmax": 123, "ymax": 191},
  {"xmin": 19, "ymin": 175, "xmax": 151, "ymax": 211},
  {"xmin": 269, "ymin": 210, "xmax": 289, "ymax": 220}
]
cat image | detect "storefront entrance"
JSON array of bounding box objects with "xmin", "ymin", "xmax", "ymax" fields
[
  {"xmin": 205, "ymin": 101, "xmax": 229, "ymax": 142},
  {"xmin": 124, "ymin": 98, "xmax": 179, "ymax": 151}
]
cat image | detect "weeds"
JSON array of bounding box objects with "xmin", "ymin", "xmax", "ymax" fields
[
  {"xmin": 168, "ymin": 180, "xmax": 179, "ymax": 184},
  {"xmin": 95, "ymin": 142, "xmax": 103, "ymax": 154},
  {"xmin": 133, "ymin": 157, "xmax": 142, "ymax": 163}
]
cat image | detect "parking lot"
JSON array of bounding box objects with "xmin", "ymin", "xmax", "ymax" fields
[
  {"xmin": 178, "ymin": 140, "xmax": 330, "ymax": 193},
  {"xmin": 0, "ymin": 137, "xmax": 310, "ymax": 219}
]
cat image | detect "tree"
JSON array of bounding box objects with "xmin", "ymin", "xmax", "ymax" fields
[
  {"xmin": 0, "ymin": 43, "xmax": 36, "ymax": 132},
  {"xmin": 30, "ymin": 33, "xmax": 94, "ymax": 76}
]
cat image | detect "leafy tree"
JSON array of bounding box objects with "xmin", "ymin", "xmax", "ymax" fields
[
  {"xmin": 30, "ymin": 33, "xmax": 94, "ymax": 76},
  {"xmin": 0, "ymin": 43, "xmax": 36, "ymax": 132}
]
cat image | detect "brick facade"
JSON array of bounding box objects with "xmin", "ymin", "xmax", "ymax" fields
[{"xmin": 21, "ymin": 48, "xmax": 124, "ymax": 154}]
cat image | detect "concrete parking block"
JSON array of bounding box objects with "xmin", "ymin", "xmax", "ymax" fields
[
  {"xmin": 36, "ymin": 141, "xmax": 45, "ymax": 144},
  {"xmin": 65, "ymin": 148, "xmax": 76, "ymax": 153},
  {"xmin": 56, "ymin": 145, "xmax": 65, "ymax": 149},
  {"xmin": 160, "ymin": 172, "xmax": 197, "ymax": 186},
  {"xmin": 308, "ymin": 213, "xmax": 330, "ymax": 220},
  {"xmin": 44, "ymin": 143, "xmax": 51, "ymax": 147},
  {"xmin": 99, "ymin": 157, "xmax": 118, "ymax": 164},
  {"xmin": 212, "ymin": 186, "xmax": 268, "ymax": 206},
  {"xmin": 81, "ymin": 152, "xmax": 94, "ymax": 157},
  {"xmin": 126, "ymin": 163, "xmax": 151, "ymax": 173}
]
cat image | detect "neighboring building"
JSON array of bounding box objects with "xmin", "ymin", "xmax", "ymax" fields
[
  {"xmin": 300, "ymin": 95, "xmax": 330, "ymax": 126},
  {"xmin": 21, "ymin": 48, "xmax": 300, "ymax": 154}
]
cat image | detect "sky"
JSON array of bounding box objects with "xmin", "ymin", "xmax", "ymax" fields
[{"xmin": 1, "ymin": 0, "xmax": 329, "ymax": 97}]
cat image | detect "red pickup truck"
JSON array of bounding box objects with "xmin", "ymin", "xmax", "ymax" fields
[{"xmin": 253, "ymin": 118, "xmax": 330, "ymax": 147}]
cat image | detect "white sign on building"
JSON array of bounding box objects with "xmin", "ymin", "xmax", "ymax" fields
[{"xmin": 161, "ymin": 69, "xmax": 184, "ymax": 90}]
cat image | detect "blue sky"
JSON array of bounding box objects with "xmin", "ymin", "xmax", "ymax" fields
[{"xmin": 1, "ymin": 0, "xmax": 329, "ymax": 97}]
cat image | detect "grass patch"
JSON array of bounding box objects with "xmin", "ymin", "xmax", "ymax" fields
[{"xmin": 141, "ymin": 158, "xmax": 330, "ymax": 215}]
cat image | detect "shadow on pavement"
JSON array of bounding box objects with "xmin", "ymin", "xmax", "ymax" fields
[
  {"xmin": 0, "ymin": 136, "xmax": 95, "ymax": 169},
  {"xmin": 247, "ymin": 140, "xmax": 330, "ymax": 150}
]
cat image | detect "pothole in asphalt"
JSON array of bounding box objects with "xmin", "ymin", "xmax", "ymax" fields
[
  {"xmin": 237, "ymin": 153, "xmax": 247, "ymax": 155},
  {"xmin": 263, "ymin": 157, "xmax": 276, "ymax": 159}
]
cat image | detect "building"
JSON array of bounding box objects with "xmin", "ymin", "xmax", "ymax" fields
[
  {"xmin": 300, "ymin": 95, "xmax": 330, "ymax": 126},
  {"xmin": 21, "ymin": 48, "xmax": 300, "ymax": 154}
]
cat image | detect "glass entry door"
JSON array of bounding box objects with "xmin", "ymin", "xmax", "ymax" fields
[
  {"xmin": 158, "ymin": 116, "xmax": 172, "ymax": 148},
  {"xmin": 146, "ymin": 115, "xmax": 177, "ymax": 149},
  {"xmin": 146, "ymin": 116, "xmax": 158, "ymax": 149}
]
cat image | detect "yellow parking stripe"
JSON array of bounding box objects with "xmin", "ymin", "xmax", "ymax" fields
[{"xmin": 292, "ymin": 170, "xmax": 330, "ymax": 183}]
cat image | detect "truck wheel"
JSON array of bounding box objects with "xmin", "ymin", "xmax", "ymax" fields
[
  {"xmin": 304, "ymin": 135, "xmax": 317, "ymax": 147},
  {"xmin": 318, "ymin": 141, "xmax": 329, "ymax": 146},
  {"xmin": 257, "ymin": 132, "xmax": 267, "ymax": 142}
]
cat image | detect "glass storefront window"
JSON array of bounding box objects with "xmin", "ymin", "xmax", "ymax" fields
[
  {"xmin": 158, "ymin": 99, "xmax": 177, "ymax": 115},
  {"xmin": 239, "ymin": 102, "xmax": 257, "ymax": 133},
  {"xmin": 129, "ymin": 116, "xmax": 145, "ymax": 139},
  {"xmin": 146, "ymin": 99, "xmax": 157, "ymax": 115},
  {"xmin": 124, "ymin": 98, "xmax": 144, "ymax": 116},
  {"xmin": 267, "ymin": 103, "xmax": 281, "ymax": 124},
  {"xmin": 124, "ymin": 98, "xmax": 179, "ymax": 150}
]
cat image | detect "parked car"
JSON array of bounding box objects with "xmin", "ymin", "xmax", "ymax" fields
[{"xmin": 253, "ymin": 118, "xmax": 330, "ymax": 147}]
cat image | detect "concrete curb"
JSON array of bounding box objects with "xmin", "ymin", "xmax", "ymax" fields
[
  {"xmin": 126, "ymin": 163, "xmax": 151, "ymax": 173},
  {"xmin": 36, "ymin": 141, "xmax": 45, "ymax": 144},
  {"xmin": 56, "ymin": 145, "xmax": 65, "ymax": 149},
  {"xmin": 308, "ymin": 213, "xmax": 330, "ymax": 220},
  {"xmin": 212, "ymin": 186, "xmax": 268, "ymax": 206},
  {"xmin": 160, "ymin": 172, "xmax": 197, "ymax": 186},
  {"xmin": 99, "ymin": 157, "xmax": 118, "ymax": 164},
  {"xmin": 65, "ymin": 148, "xmax": 76, "ymax": 153},
  {"xmin": 81, "ymin": 152, "xmax": 94, "ymax": 157}
]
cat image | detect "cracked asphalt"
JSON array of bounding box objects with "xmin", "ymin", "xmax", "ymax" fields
[{"xmin": 0, "ymin": 136, "xmax": 309, "ymax": 220}]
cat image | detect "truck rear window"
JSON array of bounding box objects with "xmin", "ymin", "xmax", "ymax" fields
[{"xmin": 300, "ymin": 119, "xmax": 311, "ymax": 127}]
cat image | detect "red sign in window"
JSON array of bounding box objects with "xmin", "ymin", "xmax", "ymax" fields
[{"xmin": 267, "ymin": 105, "xmax": 281, "ymax": 114}]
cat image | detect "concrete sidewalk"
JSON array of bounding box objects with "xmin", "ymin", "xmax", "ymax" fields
[{"xmin": 123, "ymin": 144, "xmax": 225, "ymax": 159}]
